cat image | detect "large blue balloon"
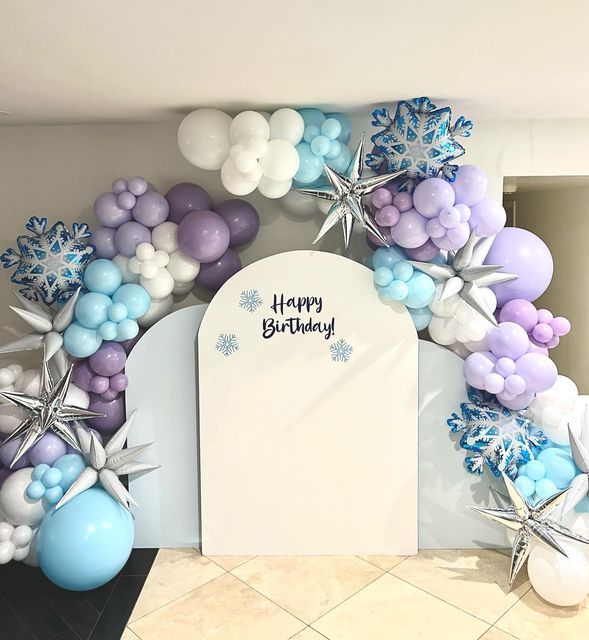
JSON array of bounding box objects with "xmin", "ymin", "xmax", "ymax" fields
[{"xmin": 37, "ymin": 487, "xmax": 134, "ymax": 591}]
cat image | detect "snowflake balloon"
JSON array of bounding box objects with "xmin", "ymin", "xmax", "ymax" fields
[
  {"xmin": 0, "ymin": 216, "xmax": 94, "ymax": 305},
  {"xmin": 367, "ymin": 97, "xmax": 473, "ymax": 192},
  {"xmin": 447, "ymin": 387, "xmax": 547, "ymax": 478}
]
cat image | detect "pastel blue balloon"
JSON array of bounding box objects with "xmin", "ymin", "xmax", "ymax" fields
[
  {"xmin": 393, "ymin": 262, "xmax": 414, "ymax": 282},
  {"xmin": 326, "ymin": 144, "xmax": 352, "ymax": 173},
  {"xmin": 374, "ymin": 267, "xmax": 394, "ymax": 287},
  {"xmin": 26, "ymin": 480, "xmax": 45, "ymax": 500},
  {"xmin": 75, "ymin": 292, "xmax": 111, "ymax": 329},
  {"xmin": 542, "ymin": 452, "xmax": 576, "ymax": 489},
  {"xmin": 32, "ymin": 464, "xmax": 50, "ymax": 481},
  {"xmin": 515, "ymin": 475, "xmax": 535, "ymax": 498},
  {"xmin": 99, "ymin": 321, "xmax": 118, "ymax": 341},
  {"xmin": 63, "ymin": 322, "xmax": 103, "ymax": 358},
  {"xmin": 372, "ymin": 246, "xmax": 405, "ymax": 270},
  {"xmin": 405, "ymin": 272, "xmax": 436, "ymax": 309},
  {"xmin": 538, "ymin": 447, "xmax": 570, "ymax": 463},
  {"xmin": 325, "ymin": 139, "xmax": 342, "ymax": 160},
  {"xmin": 299, "ymin": 108, "xmax": 325, "ymax": 128},
  {"xmin": 294, "ymin": 143, "xmax": 324, "ymax": 184},
  {"xmin": 108, "ymin": 302, "xmax": 128, "ymax": 323},
  {"xmin": 37, "ymin": 487, "xmax": 134, "ymax": 591},
  {"xmin": 321, "ymin": 118, "xmax": 342, "ymax": 140},
  {"xmin": 387, "ymin": 280, "xmax": 409, "ymax": 301},
  {"xmin": 112, "ymin": 284, "xmax": 150, "ymax": 319},
  {"xmin": 53, "ymin": 454, "xmax": 86, "ymax": 492},
  {"xmin": 44, "ymin": 486, "xmax": 64, "ymax": 505},
  {"xmin": 535, "ymin": 477, "xmax": 558, "ymax": 500},
  {"xmin": 83, "ymin": 259, "xmax": 122, "ymax": 295},
  {"xmin": 310, "ymin": 135, "xmax": 331, "ymax": 157},
  {"xmin": 116, "ymin": 318, "xmax": 139, "ymax": 341},
  {"xmin": 517, "ymin": 463, "xmax": 528, "ymax": 477},
  {"xmin": 408, "ymin": 307, "xmax": 433, "ymax": 331},
  {"xmin": 42, "ymin": 467, "xmax": 62, "ymax": 488},
  {"xmin": 326, "ymin": 112, "xmax": 351, "ymax": 143},
  {"xmin": 525, "ymin": 459, "xmax": 546, "ymax": 481}
]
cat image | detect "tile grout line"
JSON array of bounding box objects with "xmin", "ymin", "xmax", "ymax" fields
[
  {"xmin": 491, "ymin": 584, "xmax": 533, "ymax": 639},
  {"xmin": 355, "ymin": 554, "xmax": 410, "ymax": 571},
  {"xmin": 203, "ymin": 553, "xmax": 259, "ymax": 572}
]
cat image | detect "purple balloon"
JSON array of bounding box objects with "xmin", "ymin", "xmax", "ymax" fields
[
  {"xmin": 90, "ymin": 376, "xmax": 110, "ymax": 394},
  {"xmin": 463, "ymin": 351, "xmax": 495, "ymax": 389},
  {"xmin": 488, "ymin": 322, "xmax": 530, "ymax": 360},
  {"xmin": 196, "ymin": 248, "xmax": 242, "ymax": 292},
  {"xmin": 101, "ymin": 388, "xmax": 119, "ymax": 402},
  {"xmin": 403, "ymin": 239, "xmax": 440, "ymax": 261},
  {"xmin": 177, "ymin": 210, "xmax": 230, "ymax": 263},
  {"xmin": 469, "ymin": 198, "xmax": 506, "ymax": 237},
  {"xmin": 110, "ymin": 372, "xmax": 128, "ymax": 393},
  {"xmin": 367, "ymin": 225, "xmax": 394, "ymax": 248},
  {"xmin": 485, "ymin": 228, "xmax": 553, "ymax": 306},
  {"xmin": 132, "ymin": 191, "xmax": 170, "ymax": 228},
  {"xmin": 165, "ymin": 182, "xmax": 213, "ymax": 224},
  {"xmin": 93, "ymin": 192, "xmax": 133, "ymax": 228},
  {"xmin": 114, "ymin": 221, "xmax": 152, "ymax": 257},
  {"xmin": 29, "ymin": 432, "xmax": 67, "ymax": 466},
  {"xmin": 496, "ymin": 390, "xmax": 535, "ymax": 410},
  {"xmin": 87, "ymin": 393, "xmax": 125, "ymax": 432},
  {"xmin": 412, "ymin": 178, "xmax": 455, "ymax": 218},
  {"xmin": 72, "ymin": 361, "xmax": 94, "ymax": 392},
  {"xmin": 527, "ymin": 340, "xmax": 549, "ymax": 356},
  {"xmin": 216, "ymin": 199, "xmax": 260, "ymax": 248},
  {"xmin": 0, "ymin": 437, "xmax": 30, "ymax": 470},
  {"xmin": 515, "ymin": 353, "xmax": 558, "ymax": 393},
  {"xmin": 390, "ymin": 209, "xmax": 429, "ymax": 249},
  {"xmin": 89, "ymin": 341, "xmax": 126, "ymax": 377},
  {"xmin": 498, "ymin": 299, "xmax": 538, "ymax": 333},
  {"xmin": 452, "ymin": 165, "xmax": 488, "ymax": 207},
  {"xmin": 92, "ymin": 226, "xmax": 118, "ymax": 259}
]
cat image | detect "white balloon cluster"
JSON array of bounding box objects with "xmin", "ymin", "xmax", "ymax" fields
[
  {"xmin": 113, "ymin": 221, "xmax": 200, "ymax": 327},
  {"xmin": 178, "ymin": 108, "xmax": 304, "ymax": 198},
  {"xmin": 0, "ymin": 520, "xmax": 35, "ymax": 564},
  {"xmin": 527, "ymin": 376, "xmax": 580, "ymax": 445}
]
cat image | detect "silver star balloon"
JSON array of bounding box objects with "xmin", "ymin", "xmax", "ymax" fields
[
  {"xmin": 470, "ymin": 473, "xmax": 589, "ymax": 590},
  {"xmin": 0, "ymin": 361, "xmax": 102, "ymax": 468},
  {"xmin": 409, "ymin": 232, "xmax": 518, "ymax": 325},
  {"xmin": 0, "ymin": 288, "xmax": 80, "ymax": 362},
  {"xmin": 563, "ymin": 405, "xmax": 589, "ymax": 515},
  {"xmin": 296, "ymin": 135, "xmax": 404, "ymax": 249},
  {"xmin": 56, "ymin": 411, "xmax": 159, "ymax": 510}
]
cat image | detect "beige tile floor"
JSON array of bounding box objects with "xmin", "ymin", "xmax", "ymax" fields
[{"xmin": 123, "ymin": 548, "xmax": 589, "ymax": 640}]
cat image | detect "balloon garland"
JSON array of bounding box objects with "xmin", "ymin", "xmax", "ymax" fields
[{"xmin": 0, "ymin": 97, "xmax": 587, "ymax": 609}]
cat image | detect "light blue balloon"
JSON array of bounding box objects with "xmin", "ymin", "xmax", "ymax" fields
[
  {"xmin": 112, "ymin": 283, "xmax": 150, "ymax": 319},
  {"xmin": 372, "ymin": 246, "xmax": 405, "ymax": 270},
  {"xmin": 44, "ymin": 486, "xmax": 64, "ymax": 505},
  {"xmin": 26, "ymin": 480, "xmax": 45, "ymax": 500},
  {"xmin": 53, "ymin": 454, "xmax": 86, "ymax": 492},
  {"xmin": 294, "ymin": 143, "xmax": 324, "ymax": 184},
  {"xmin": 409, "ymin": 307, "xmax": 433, "ymax": 331},
  {"xmin": 536, "ymin": 477, "xmax": 558, "ymax": 500},
  {"xmin": 75, "ymin": 292, "xmax": 111, "ymax": 329},
  {"xmin": 32, "ymin": 464, "xmax": 50, "ymax": 481},
  {"xmin": 374, "ymin": 267, "xmax": 394, "ymax": 287},
  {"xmin": 99, "ymin": 321, "xmax": 118, "ymax": 341},
  {"xmin": 525, "ymin": 459, "xmax": 546, "ymax": 481},
  {"xmin": 542, "ymin": 452, "xmax": 576, "ymax": 489},
  {"xmin": 63, "ymin": 322, "xmax": 103, "ymax": 358},
  {"xmin": 326, "ymin": 112, "xmax": 351, "ymax": 143},
  {"xmin": 37, "ymin": 487, "xmax": 134, "ymax": 591},
  {"xmin": 42, "ymin": 467, "xmax": 62, "ymax": 488},
  {"xmin": 393, "ymin": 262, "xmax": 414, "ymax": 282},
  {"xmin": 83, "ymin": 259, "xmax": 122, "ymax": 295},
  {"xmin": 310, "ymin": 135, "xmax": 331, "ymax": 158},
  {"xmin": 108, "ymin": 302, "xmax": 128, "ymax": 323},
  {"xmin": 116, "ymin": 318, "xmax": 139, "ymax": 341},
  {"xmin": 515, "ymin": 475, "xmax": 535, "ymax": 498},
  {"xmin": 387, "ymin": 280, "xmax": 409, "ymax": 301},
  {"xmin": 325, "ymin": 139, "xmax": 342, "ymax": 160},
  {"xmin": 405, "ymin": 272, "xmax": 436, "ymax": 309},
  {"xmin": 299, "ymin": 108, "xmax": 325, "ymax": 128},
  {"xmin": 321, "ymin": 118, "xmax": 342, "ymax": 140},
  {"xmin": 326, "ymin": 144, "xmax": 352, "ymax": 173}
]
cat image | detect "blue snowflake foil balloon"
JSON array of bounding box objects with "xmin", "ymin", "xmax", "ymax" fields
[
  {"xmin": 447, "ymin": 387, "xmax": 547, "ymax": 479},
  {"xmin": 1, "ymin": 216, "xmax": 94, "ymax": 305},
  {"xmin": 367, "ymin": 97, "xmax": 473, "ymax": 192}
]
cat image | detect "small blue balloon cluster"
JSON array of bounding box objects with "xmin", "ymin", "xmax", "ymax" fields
[
  {"xmin": 26, "ymin": 454, "xmax": 86, "ymax": 508},
  {"xmin": 293, "ymin": 109, "xmax": 352, "ymax": 187},
  {"xmin": 516, "ymin": 447, "xmax": 577, "ymax": 503},
  {"xmin": 371, "ymin": 246, "xmax": 435, "ymax": 330}
]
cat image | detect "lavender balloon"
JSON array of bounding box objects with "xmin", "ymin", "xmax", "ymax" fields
[
  {"xmin": 413, "ymin": 178, "xmax": 455, "ymax": 218},
  {"xmin": 196, "ymin": 248, "xmax": 242, "ymax": 292},
  {"xmin": 29, "ymin": 432, "xmax": 67, "ymax": 466},
  {"xmin": 390, "ymin": 209, "xmax": 429, "ymax": 249},
  {"xmin": 88, "ymin": 394, "xmax": 125, "ymax": 432},
  {"xmin": 165, "ymin": 182, "xmax": 213, "ymax": 224},
  {"xmin": 463, "ymin": 351, "xmax": 496, "ymax": 389},
  {"xmin": 498, "ymin": 299, "xmax": 539, "ymax": 332},
  {"xmin": 452, "ymin": 165, "xmax": 488, "ymax": 207},
  {"xmin": 488, "ymin": 322, "xmax": 529, "ymax": 360},
  {"xmin": 114, "ymin": 221, "xmax": 152, "ymax": 257},
  {"xmin": 93, "ymin": 227, "xmax": 118, "ymax": 259},
  {"xmin": 469, "ymin": 198, "xmax": 506, "ymax": 237},
  {"xmin": 177, "ymin": 210, "xmax": 230, "ymax": 263},
  {"xmin": 93, "ymin": 192, "xmax": 133, "ymax": 228},
  {"xmin": 515, "ymin": 353, "xmax": 558, "ymax": 393},
  {"xmin": 89, "ymin": 342, "xmax": 126, "ymax": 377},
  {"xmin": 73, "ymin": 361, "xmax": 94, "ymax": 392},
  {"xmin": 0, "ymin": 437, "xmax": 29, "ymax": 470},
  {"xmin": 403, "ymin": 240, "xmax": 440, "ymax": 261},
  {"xmin": 132, "ymin": 192, "xmax": 169, "ymax": 228},
  {"xmin": 216, "ymin": 199, "xmax": 260, "ymax": 247}
]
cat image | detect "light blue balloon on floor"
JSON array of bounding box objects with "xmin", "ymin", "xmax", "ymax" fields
[{"xmin": 37, "ymin": 487, "xmax": 134, "ymax": 591}]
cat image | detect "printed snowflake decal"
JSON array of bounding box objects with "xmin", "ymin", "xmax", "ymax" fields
[
  {"xmin": 216, "ymin": 333, "xmax": 239, "ymax": 357},
  {"xmin": 239, "ymin": 289, "xmax": 263, "ymax": 313},
  {"xmin": 447, "ymin": 387, "xmax": 547, "ymax": 478},
  {"xmin": 330, "ymin": 339, "xmax": 353, "ymax": 363},
  {"xmin": 0, "ymin": 216, "xmax": 94, "ymax": 305},
  {"xmin": 367, "ymin": 97, "xmax": 473, "ymax": 192}
]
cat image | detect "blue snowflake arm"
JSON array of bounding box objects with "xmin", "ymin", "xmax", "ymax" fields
[
  {"xmin": 451, "ymin": 115, "xmax": 474, "ymax": 138},
  {"xmin": 371, "ymin": 108, "xmax": 392, "ymax": 128},
  {"xmin": 24, "ymin": 216, "xmax": 48, "ymax": 235},
  {"xmin": 0, "ymin": 248, "xmax": 21, "ymax": 269}
]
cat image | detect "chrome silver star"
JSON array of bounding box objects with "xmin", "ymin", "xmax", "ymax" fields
[
  {"xmin": 0, "ymin": 288, "xmax": 79, "ymax": 362},
  {"xmin": 470, "ymin": 473, "xmax": 589, "ymax": 590},
  {"xmin": 0, "ymin": 361, "xmax": 102, "ymax": 468},
  {"xmin": 409, "ymin": 232, "xmax": 518, "ymax": 325},
  {"xmin": 563, "ymin": 405, "xmax": 589, "ymax": 515},
  {"xmin": 56, "ymin": 411, "xmax": 159, "ymax": 510},
  {"xmin": 297, "ymin": 135, "xmax": 404, "ymax": 249}
]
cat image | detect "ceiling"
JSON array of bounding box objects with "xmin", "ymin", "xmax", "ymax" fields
[{"xmin": 2, "ymin": 0, "xmax": 589, "ymax": 126}]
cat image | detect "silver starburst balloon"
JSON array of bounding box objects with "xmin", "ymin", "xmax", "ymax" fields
[
  {"xmin": 470, "ymin": 473, "xmax": 589, "ymax": 590},
  {"xmin": 409, "ymin": 232, "xmax": 518, "ymax": 325},
  {"xmin": 56, "ymin": 411, "xmax": 159, "ymax": 511},
  {"xmin": 0, "ymin": 361, "xmax": 102, "ymax": 468},
  {"xmin": 0, "ymin": 289, "xmax": 79, "ymax": 362},
  {"xmin": 296, "ymin": 135, "xmax": 404, "ymax": 249},
  {"xmin": 563, "ymin": 405, "xmax": 589, "ymax": 514}
]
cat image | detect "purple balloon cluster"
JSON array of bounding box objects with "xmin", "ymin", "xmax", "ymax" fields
[
  {"xmin": 368, "ymin": 165, "xmax": 506, "ymax": 257},
  {"xmin": 73, "ymin": 342, "xmax": 128, "ymax": 402}
]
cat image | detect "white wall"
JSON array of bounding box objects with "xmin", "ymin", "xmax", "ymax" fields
[{"xmin": 1, "ymin": 115, "xmax": 589, "ymax": 365}]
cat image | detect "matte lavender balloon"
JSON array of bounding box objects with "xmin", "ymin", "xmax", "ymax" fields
[
  {"xmin": 412, "ymin": 178, "xmax": 455, "ymax": 218},
  {"xmin": 196, "ymin": 248, "xmax": 242, "ymax": 292},
  {"xmin": 177, "ymin": 210, "xmax": 230, "ymax": 263},
  {"xmin": 114, "ymin": 221, "xmax": 152, "ymax": 257},
  {"xmin": 29, "ymin": 432, "xmax": 67, "ymax": 466},
  {"xmin": 89, "ymin": 341, "xmax": 126, "ymax": 377},
  {"xmin": 463, "ymin": 351, "xmax": 495, "ymax": 389},
  {"xmin": 92, "ymin": 226, "xmax": 118, "ymax": 259},
  {"xmin": 393, "ymin": 192, "xmax": 413, "ymax": 212},
  {"xmin": 216, "ymin": 199, "xmax": 260, "ymax": 248},
  {"xmin": 110, "ymin": 372, "xmax": 128, "ymax": 393},
  {"xmin": 165, "ymin": 182, "xmax": 213, "ymax": 224},
  {"xmin": 367, "ymin": 225, "xmax": 394, "ymax": 248},
  {"xmin": 90, "ymin": 376, "xmax": 110, "ymax": 394},
  {"xmin": 0, "ymin": 437, "xmax": 29, "ymax": 470},
  {"xmin": 469, "ymin": 197, "xmax": 506, "ymax": 237},
  {"xmin": 485, "ymin": 228, "xmax": 553, "ymax": 306},
  {"xmin": 102, "ymin": 388, "xmax": 119, "ymax": 402},
  {"xmin": 452, "ymin": 165, "xmax": 488, "ymax": 207},
  {"xmin": 496, "ymin": 389, "xmax": 534, "ymax": 410},
  {"xmin": 403, "ymin": 239, "xmax": 440, "ymax": 262},
  {"xmin": 515, "ymin": 353, "xmax": 558, "ymax": 393},
  {"xmin": 132, "ymin": 191, "xmax": 170, "ymax": 228},
  {"xmin": 72, "ymin": 361, "xmax": 95, "ymax": 392},
  {"xmin": 88, "ymin": 393, "xmax": 125, "ymax": 432},
  {"xmin": 390, "ymin": 209, "xmax": 429, "ymax": 249},
  {"xmin": 498, "ymin": 299, "xmax": 538, "ymax": 333},
  {"xmin": 552, "ymin": 316, "xmax": 571, "ymax": 336},
  {"xmin": 488, "ymin": 322, "xmax": 530, "ymax": 360},
  {"xmin": 527, "ymin": 341, "xmax": 549, "ymax": 356},
  {"xmin": 93, "ymin": 192, "xmax": 133, "ymax": 228}
]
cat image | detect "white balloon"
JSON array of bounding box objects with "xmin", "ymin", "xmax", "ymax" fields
[
  {"xmin": 14, "ymin": 370, "xmax": 40, "ymax": 396},
  {"xmin": 140, "ymin": 261, "xmax": 159, "ymax": 279},
  {"xmin": 280, "ymin": 191, "xmax": 322, "ymax": 220},
  {"xmin": 528, "ymin": 541, "xmax": 589, "ymax": 606},
  {"xmin": 0, "ymin": 367, "xmax": 17, "ymax": 388},
  {"xmin": 172, "ymin": 280, "xmax": 194, "ymax": 296},
  {"xmin": 0, "ymin": 405, "xmax": 28, "ymax": 435},
  {"xmin": 567, "ymin": 511, "xmax": 589, "ymax": 538},
  {"xmin": 257, "ymin": 176, "xmax": 292, "ymax": 199},
  {"xmin": 138, "ymin": 295, "xmax": 174, "ymax": 328},
  {"xmin": 177, "ymin": 108, "xmax": 232, "ymax": 170},
  {"xmin": 428, "ymin": 316, "xmax": 459, "ymax": 346},
  {"xmin": 135, "ymin": 242, "xmax": 155, "ymax": 261},
  {"xmin": 528, "ymin": 376, "xmax": 579, "ymax": 443},
  {"xmin": 221, "ymin": 158, "xmax": 258, "ymax": 196},
  {"xmin": 0, "ymin": 468, "xmax": 46, "ymax": 526},
  {"xmin": 269, "ymin": 108, "xmax": 305, "ymax": 145},
  {"xmin": 318, "ymin": 199, "xmax": 332, "ymax": 215},
  {"xmin": 0, "ymin": 540, "xmax": 15, "ymax": 564},
  {"xmin": 65, "ymin": 383, "xmax": 89, "ymax": 409},
  {"xmin": 167, "ymin": 250, "xmax": 200, "ymax": 283},
  {"xmin": 140, "ymin": 268, "xmax": 175, "ymax": 300},
  {"xmin": 259, "ymin": 139, "xmax": 300, "ymax": 181},
  {"xmin": 0, "ymin": 521, "xmax": 12, "ymax": 541},
  {"xmin": 229, "ymin": 111, "xmax": 270, "ymax": 145},
  {"xmin": 152, "ymin": 222, "xmax": 179, "ymax": 253},
  {"xmin": 113, "ymin": 254, "xmax": 140, "ymax": 283}
]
